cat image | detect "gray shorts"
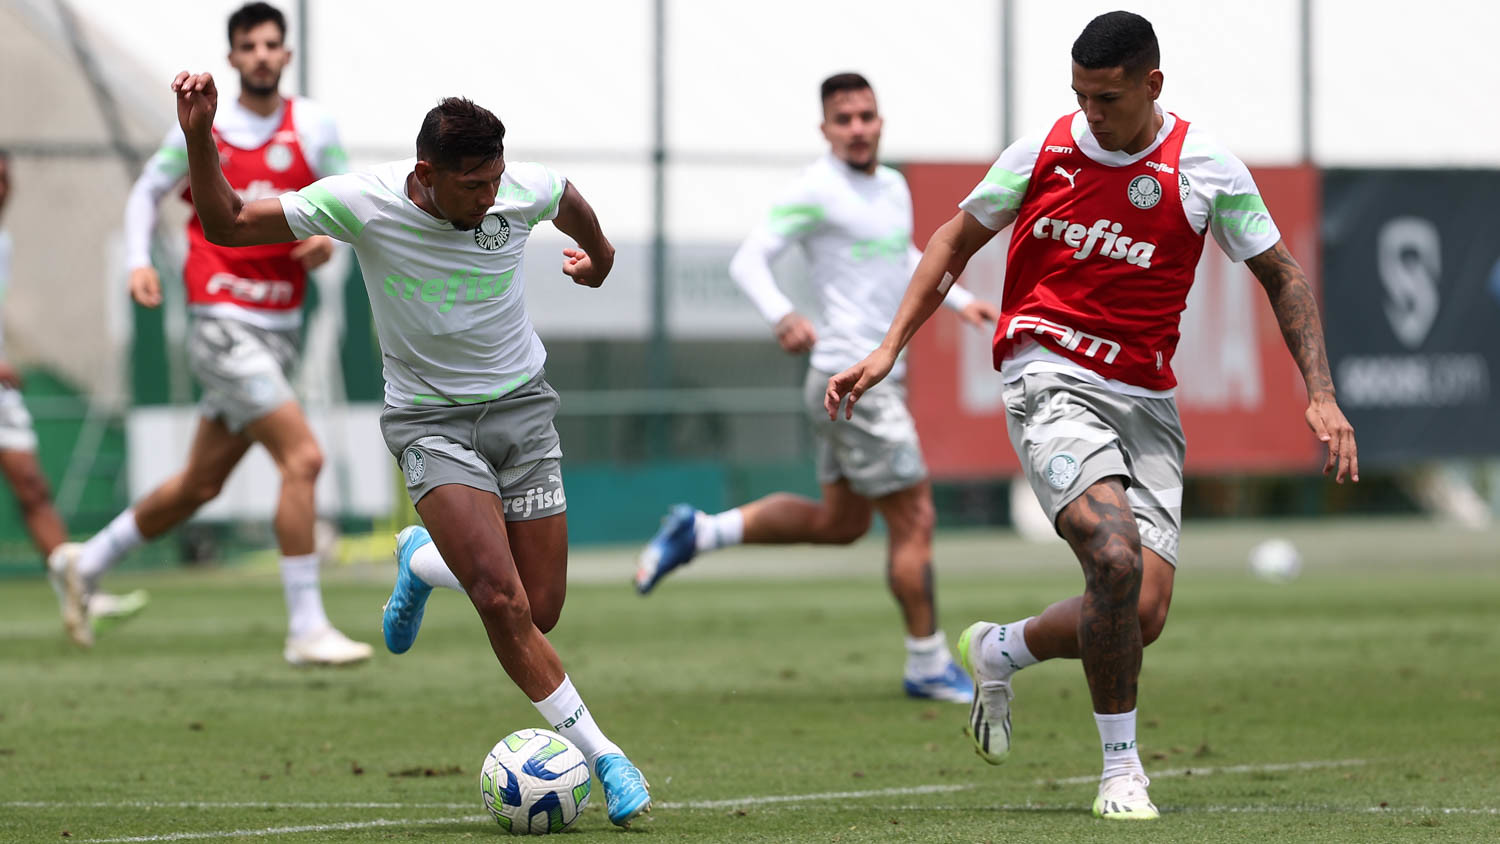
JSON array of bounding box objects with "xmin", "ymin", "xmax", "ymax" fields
[
  {"xmin": 0, "ymin": 386, "xmax": 38, "ymax": 452},
  {"xmin": 805, "ymin": 368, "xmax": 927, "ymax": 498},
  {"xmin": 186, "ymin": 317, "xmax": 299, "ymax": 433},
  {"xmin": 1002, "ymin": 371, "xmax": 1185, "ymax": 564},
  {"xmin": 380, "ymin": 375, "xmax": 566, "ymax": 521}
]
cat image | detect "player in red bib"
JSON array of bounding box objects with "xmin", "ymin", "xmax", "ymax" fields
[
  {"xmin": 49, "ymin": 3, "xmax": 371, "ymax": 666},
  {"xmin": 827, "ymin": 12, "xmax": 1357, "ymax": 819}
]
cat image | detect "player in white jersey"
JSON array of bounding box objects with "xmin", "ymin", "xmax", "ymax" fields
[
  {"xmin": 635, "ymin": 74, "xmax": 999, "ymax": 704},
  {"xmin": 0, "ymin": 151, "xmax": 148, "ymax": 630},
  {"xmin": 169, "ymin": 71, "xmax": 652, "ymax": 827},
  {"xmin": 50, "ymin": 3, "xmax": 371, "ymax": 664}
]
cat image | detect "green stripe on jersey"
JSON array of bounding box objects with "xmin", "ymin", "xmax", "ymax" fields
[
  {"xmin": 528, "ymin": 173, "xmax": 564, "ymax": 226},
  {"xmin": 981, "ymin": 163, "xmax": 1029, "ymax": 193},
  {"xmin": 768, "ymin": 203, "xmax": 824, "ymax": 237},
  {"xmin": 1214, "ymin": 193, "xmax": 1270, "ymax": 213},
  {"xmin": 297, "ymin": 184, "xmax": 365, "ymax": 240}
]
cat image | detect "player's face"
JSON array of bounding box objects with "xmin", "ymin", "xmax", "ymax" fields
[
  {"xmin": 821, "ymin": 88, "xmax": 882, "ymax": 173},
  {"xmin": 228, "ymin": 21, "xmax": 291, "ymax": 97},
  {"xmin": 422, "ymin": 156, "xmax": 506, "ymax": 232},
  {"xmin": 1072, "ymin": 63, "xmax": 1163, "ymax": 153}
]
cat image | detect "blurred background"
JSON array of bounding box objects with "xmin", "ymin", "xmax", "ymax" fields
[{"xmin": 1, "ymin": 0, "xmax": 1497, "ymax": 572}]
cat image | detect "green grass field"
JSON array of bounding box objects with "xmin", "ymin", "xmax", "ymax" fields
[{"xmin": 3, "ymin": 518, "xmax": 1497, "ymax": 842}]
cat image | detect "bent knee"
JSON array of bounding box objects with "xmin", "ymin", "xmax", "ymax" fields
[
  {"xmin": 468, "ymin": 576, "xmax": 534, "ymax": 629},
  {"xmin": 1139, "ymin": 588, "xmax": 1171, "ymax": 645},
  {"xmin": 1083, "ymin": 545, "xmax": 1143, "ymax": 599},
  {"xmin": 819, "ymin": 510, "xmax": 872, "ymax": 545},
  {"xmin": 280, "ymin": 445, "xmax": 324, "ymax": 483}
]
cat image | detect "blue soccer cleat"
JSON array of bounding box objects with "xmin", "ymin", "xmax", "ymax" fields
[
  {"xmin": 595, "ymin": 753, "xmax": 652, "ymax": 827},
  {"xmin": 382, "ymin": 526, "xmax": 434, "ymax": 654},
  {"xmin": 903, "ymin": 660, "xmax": 976, "ymax": 704},
  {"xmin": 634, "ymin": 503, "xmax": 698, "ymax": 595}
]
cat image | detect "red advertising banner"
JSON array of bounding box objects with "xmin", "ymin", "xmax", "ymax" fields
[{"xmin": 904, "ymin": 163, "xmax": 1322, "ymax": 478}]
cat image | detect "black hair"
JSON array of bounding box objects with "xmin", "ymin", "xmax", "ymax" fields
[
  {"xmin": 820, "ymin": 72, "xmax": 872, "ymax": 105},
  {"xmin": 416, "ymin": 97, "xmax": 506, "ymax": 171},
  {"xmin": 1071, "ymin": 11, "xmax": 1159, "ymax": 77},
  {"xmin": 227, "ymin": 2, "xmax": 286, "ymax": 46}
]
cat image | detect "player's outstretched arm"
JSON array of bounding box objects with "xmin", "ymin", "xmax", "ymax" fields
[
  {"xmin": 171, "ymin": 71, "xmax": 296, "ymax": 248},
  {"xmin": 551, "ymin": 182, "xmax": 614, "ymax": 288},
  {"xmin": 1245, "ymin": 238, "xmax": 1359, "ymax": 483},
  {"xmin": 824, "ymin": 210, "xmax": 998, "ymax": 419}
]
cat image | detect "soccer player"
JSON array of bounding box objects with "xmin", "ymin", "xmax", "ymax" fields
[
  {"xmin": 826, "ymin": 12, "xmax": 1358, "ymax": 819},
  {"xmin": 167, "ymin": 70, "xmax": 652, "ymax": 827},
  {"xmin": 49, "ymin": 2, "xmax": 371, "ymax": 664},
  {"xmin": 635, "ymin": 73, "xmax": 998, "ymax": 704},
  {"xmin": 0, "ymin": 151, "xmax": 147, "ymax": 629}
]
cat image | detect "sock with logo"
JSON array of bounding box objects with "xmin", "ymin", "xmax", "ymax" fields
[
  {"xmin": 1095, "ymin": 709, "xmax": 1145, "ymax": 780},
  {"xmin": 76, "ymin": 509, "xmax": 145, "ymax": 583},
  {"xmin": 532, "ymin": 675, "xmax": 624, "ymax": 767},
  {"xmin": 694, "ymin": 508, "xmax": 744, "ymax": 553},
  {"xmin": 904, "ymin": 630, "xmax": 953, "ymax": 679},
  {"xmin": 977, "ymin": 616, "xmax": 1040, "ymax": 680},
  {"xmin": 410, "ymin": 542, "xmax": 465, "ymax": 592},
  {"xmin": 280, "ymin": 553, "xmax": 332, "ymax": 639}
]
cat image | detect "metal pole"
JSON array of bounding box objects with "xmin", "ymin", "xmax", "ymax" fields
[
  {"xmin": 1299, "ymin": 0, "xmax": 1312, "ymax": 163},
  {"xmin": 648, "ymin": 0, "xmax": 670, "ymax": 457},
  {"xmin": 298, "ymin": 0, "xmax": 310, "ymax": 97},
  {"xmin": 1001, "ymin": 0, "xmax": 1015, "ymax": 147}
]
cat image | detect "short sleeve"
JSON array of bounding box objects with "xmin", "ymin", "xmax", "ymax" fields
[
  {"xmin": 505, "ymin": 163, "xmax": 567, "ymax": 227},
  {"xmin": 959, "ymin": 134, "xmax": 1042, "ymax": 231},
  {"xmin": 1180, "ymin": 131, "xmax": 1281, "ymax": 262},
  {"xmin": 279, "ymin": 173, "xmax": 379, "ymax": 243}
]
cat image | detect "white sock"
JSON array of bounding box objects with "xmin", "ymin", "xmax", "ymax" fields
[
  {"xmin": 978, "ymin": 616, "xmax": 1039, "ymax": 680},
  {"xmin": 694, "ymin": 508, "xmax": 743, "ymax": 553},
  {"xmin": 76, "ymin": 509, "xmax": 144, "ymax": 581},
  {"xmin": 410, "ymin": 541, "xmax": 464, "ymax": 592},
  {"xmin": 904, "ymin": 630, "xmax": 952, "ymax": 678},
  {"xmin": 280, "ymin": 553, "xmax": 331, "ymax": 638},
  {"xmin": 1095, "ymin": 709, "xmax": 1145, "ymax": 780},
  {"xmin": 532, "ymin": 675, "xmax": 623, "ymax": 768}
]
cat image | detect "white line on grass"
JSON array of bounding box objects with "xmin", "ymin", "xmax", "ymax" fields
[
  {"xmin": 80, "ymin": 816, "xmax": 489, "ymax": 843},
  {"xmin": 4, "ymin": 801, "xmax": 471, "ymax": 810},
  {"xmin": 654, "ymin": 783, "xmax": 973, "ymax": 810},
  {"xmin": 1042, "ymin": 756, "xmax": 1369, "ymax": 786}
]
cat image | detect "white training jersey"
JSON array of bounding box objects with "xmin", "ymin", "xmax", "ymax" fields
[
  {"xmin": 729, "ymin": 152, "xmax": 975, "ymax": 381},
  {"xmin": 124, "ymin": 96, "xmax": 346, "ymax": 271},
  {"xmin": 280, "ymin": 159, "xmax": 566, "ymax": 407},
  {"xmin": 0, "ymin": 229, "xmax": 11, "ymax": 357},
  {"xmin": 960, "ymin": 103, "xmax": 1281, "ymax": 397}
]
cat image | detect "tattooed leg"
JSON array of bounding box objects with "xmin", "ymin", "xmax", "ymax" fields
[{"xmin": 1054, "ymin": 477, "xmax": 1143, "ymax": 715}]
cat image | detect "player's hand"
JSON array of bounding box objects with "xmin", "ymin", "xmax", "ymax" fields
[
  {"xmin": 561, "ymin": 247, "xmax": 606, "ymax": 287},
  {"xmin": 824, "ymin": 348, "xmax": 896, "ymax": 420},
  {"xmin": 290, "ymin": 235, "xmax": 335, "ymax": 269},
  {"xmin": 171, "ymin": 71, "xmax": 219, "ymax": 138},
  {"xmin": 0, "ymin": 361, "xmax": 21, "ymax": 389},
  {"xmin": 774, "ymin": 313, "xmax": 817, "ymax": 354},
  {"xmin": 1306, "ymin": 395, "xmax": 1358, "ymax": 483},
  {"xmin": 958, "ymin": 300, "xmax": 1001, "ymax": 329},
  {"xmin": 128, "ymin": 266, "xmax": 163, "ymax": 308}
]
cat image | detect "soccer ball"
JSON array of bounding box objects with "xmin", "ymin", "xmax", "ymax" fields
[
  {"xmin": 480, "ymin": 729, "xmax": 592, "ymax": 835},
  {"xmin": 1248, "ymin": 537, "xmax": 1302, "ymax": 583}
]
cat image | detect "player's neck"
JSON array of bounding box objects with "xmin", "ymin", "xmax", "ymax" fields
[
  {"xmin": 1121, "ymin": 111, "xmax": 1165, "ymax": 155},
  {"xmin": 237, "ymin": 90, "xmax": 285, "ymax": 118}
]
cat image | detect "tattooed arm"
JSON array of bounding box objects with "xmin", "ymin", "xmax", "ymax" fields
[{"xmin": 1245, "ymin": 239, "xmax": 1359, "ymax": 483}]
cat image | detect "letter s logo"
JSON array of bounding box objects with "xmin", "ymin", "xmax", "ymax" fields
[{"xmin": 1377, "ymin": 217, "xmax": 1440, "ymax": 350}]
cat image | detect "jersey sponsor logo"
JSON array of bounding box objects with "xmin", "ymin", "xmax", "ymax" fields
[
  {"xmin": 206, "ymin": 272, "xmax": 295, "ymax": 305},
  {"xmin": 264, "ymin": 142, "xmax": 294, "ymax": 172},
  {"xmin": 1044, "ymin": 144, "xmax": 1075, "ymax": 154},
  {"xmin": 402, "ymin": 447, "xmax": 426, "ymax": 485},
  {"xmin": 507, "ymin": 481, "xmax": 566, "ymax": 519},
  {"xmin": 1136, "ymin": 516, "xmax": 1179, "ymax": 559},
  {"xmin": 496, "ymin": 183, "xmax": 537, "ymax": 204},
  {"xmin": 850, "ymin": 229, "xmax": 910, "ymax": 262},
  {"xmin": 1143, "ymin": 160, "xmax": 1175, "ymax": 175},
  {"xmin": 1128, "ymin": 174, "xmax": 1162, "ymax": 209},
  {"xmin": 474, "ymin": 213, "xmax": 511, "ymax": 251},
  {"xmin": 1029, "ymin": 216, "xmax": 1158, "ymax": 267},
  {"xmin": 1044, "ymin": 452, "xmax": 1079, "ymax": 490},
  {"xmin": 1054, "ymin": 165, "xmax": 1081, "ymax": 189},
  {"xmin": 382, "ymin": 267, "xmax": 517, "ymax": 314},
  {"xmin": 1006, "ymin": 314, "xmax": 1123, "ymax": 364},
  {"xmin": 552, "ymin": 703, "xmax": 585, "ymax": 731}
]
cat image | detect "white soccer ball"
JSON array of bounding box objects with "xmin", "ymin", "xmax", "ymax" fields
[
  {"xmin": 480, "ymin": 728, "xmax": 592, "ymax": 835},
  {"xmin": 1248, "ymin": 538, "xmax": 1302, "ymax": 583}
]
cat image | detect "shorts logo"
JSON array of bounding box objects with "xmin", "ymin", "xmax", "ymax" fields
[
  {"xmin": 402, "ymin": 447, "xmax": 426, "ymax": 485},
  {"xmin": 1128, "ymin": 174, "xmax": 1162, "ymax": 209},
  {"xmin": 474, "ymin": 213, "xmax": 511, "ymax": 251},
  {"xmin": 1045, "ymin": 452, "xmax": 1079, "ymax": 490}
]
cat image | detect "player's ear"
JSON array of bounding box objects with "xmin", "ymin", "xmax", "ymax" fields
[
  {"xmin": 414, "ymin": 160, "xmax": 435, "ymax": 187},
  {"xmin": 1146, "ymin": 69, "xmax": 1163, "ymax": 100}
]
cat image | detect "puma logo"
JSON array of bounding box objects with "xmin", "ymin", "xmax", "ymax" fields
[{"xmin": 1054, "ymin": 166, "xmax": 1080, "ymax": 189}]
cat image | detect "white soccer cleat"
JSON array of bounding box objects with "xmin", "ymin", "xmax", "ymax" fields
[
  {"xmin": 1092, "ymin": 772, "xmax": 1159, "ymax": 820},
  {"xmin": 284, "ymin": 626, "xmax": 374, "ymax": 666},
  {"xmin": 956, "ymin": 621, "xmax": 1013, "ymax": 764},
  {"xmin": 46, "ymin": 542, "xmax": 93, "ymax": 648}
]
